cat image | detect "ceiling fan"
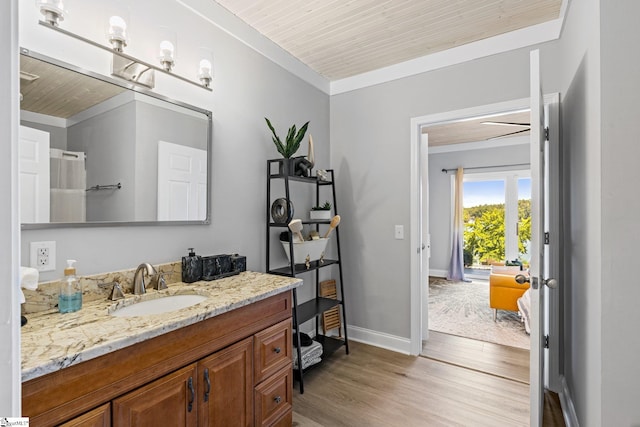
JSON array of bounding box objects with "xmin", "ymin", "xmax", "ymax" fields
[{"xmin": 482, "ymin": 120, "xmax": 531, "ymax": 139}]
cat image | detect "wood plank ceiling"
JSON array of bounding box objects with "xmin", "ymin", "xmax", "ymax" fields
[
  {"xmin": 20, "ymin": 55, "xmax": 125, "ymax": 119},
  {"xmin": 425, "ymin": 110, "xmax": 531, "ymax": 147},
  {"xmin": 214, "ymin": 0, "xmax": 562, "ymax": 80}
]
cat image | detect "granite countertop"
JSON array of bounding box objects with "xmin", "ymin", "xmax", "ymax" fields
[{"xmin": 21, "ymin": 271, "xmax": 302, "ymax": 383}]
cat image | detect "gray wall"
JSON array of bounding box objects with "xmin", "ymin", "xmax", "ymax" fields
[
  {"xmin": 330, "ymin": 44, "xmax": 562, "ymax": 339},
  {"xmin": 68, "ymin": 102, "xmax": 136, "ymax": 222},
  {"xmin": 600, "ymin": 0, "xmax": 640, "ymax": 423},
  {"xmin": 557, "ymin": 0, "xmax": 603, "ymax": 424},
  {"xmin": 428, "ymin": 143, "xmax": 530, "ymax": 273},
  {"xmin": 19, "ymin": 0, "xmax": 330, "ymax": 296}
]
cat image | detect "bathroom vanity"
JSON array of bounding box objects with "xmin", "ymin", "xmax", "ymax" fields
[{"xmin": 21, "ymin": 271, "xmax": 301, "ymax": 427}]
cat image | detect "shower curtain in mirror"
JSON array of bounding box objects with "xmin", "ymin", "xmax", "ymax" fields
[
  {"xmin": 50, "ymin": 148, "xmax": 86, "ymax": 222},
  {"xmin": 447, "ymin": 167, "xmax": 465, "ymax": 281}
]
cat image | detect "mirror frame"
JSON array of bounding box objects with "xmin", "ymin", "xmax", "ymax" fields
[{"xmin": 20, "ymin": 48, "xmax": 213, "ymax": 229}]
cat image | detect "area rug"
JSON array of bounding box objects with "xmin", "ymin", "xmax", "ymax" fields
[{"xmin": 428, "ymin": 277, "xmax": 530, "ymax": 350}]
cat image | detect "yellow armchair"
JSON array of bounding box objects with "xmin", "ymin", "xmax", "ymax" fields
[{"xmin": 489, "ymin": 271, "xmax": 529, "ymax": 321}]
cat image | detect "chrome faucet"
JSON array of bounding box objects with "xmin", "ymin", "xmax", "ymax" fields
[{"xmin": 133, "ymin": 263, "xmax": 157, "ymax": 295}]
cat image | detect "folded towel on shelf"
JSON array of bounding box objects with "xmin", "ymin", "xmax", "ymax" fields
[{"xmin": 293, "ymin": 339, "xmax": 323, "ymax": 370}]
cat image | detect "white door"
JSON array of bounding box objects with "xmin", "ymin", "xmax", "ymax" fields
[
  {"xmin": 420, "ymin": 132, "xmax": 430, "ymax": 340},
  {"xmin": 19, "ymin": 125, "xmax": 50, "ymax": 223},
  {"xmin": 157, "ymin": 140, "xmax": 207, "ymax": 221},
  {"xmin": 529, "ymin": 48, "xmax": 550, "ymax": 427}
]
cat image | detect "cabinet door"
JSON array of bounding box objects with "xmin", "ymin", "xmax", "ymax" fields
[
  {"xmin": 254, "ymin": 319, "xmax": 292, "ymax": 384},
  {"xmin": 198, "ymin": 337, "xmax": 253, "ymax": 427},
  {"xmin": 254, "ymin": 366, "xmax": 292, "ymax": 427},
  {"xmin": 112, "ymin": 364, "xmax": 198, "ymax": 427},
  {"xmin": 58, "ymin": 403, "xmax": 111, "ymax": 427}
]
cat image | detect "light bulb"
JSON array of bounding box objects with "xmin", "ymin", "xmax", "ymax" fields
[
  {"xmin": 107, "ymin": 15, "xmax": 127, "ymax": 51},
  {"xmin": 159, "ymin": 40, "xmax": 175, "ymax": 61},
  {"xmin": 109, "ymin": 16, "xmax": 127, "ymax": 39},
  {"xmin": 37, "ymin": 0, "xmax": 66, "ymax": 26},
  {"xmin": 198, "ymin": 59, "xmax": 212, "ymax": 77}
]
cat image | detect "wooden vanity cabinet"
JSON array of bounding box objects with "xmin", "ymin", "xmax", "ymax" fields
[
  {"xmin": 112, "ymin": 364, "xmax": 199, "ymax": 426},
  {"xmin": 23, "ymin": 291, "xmax": 293, "ymax": 427},
  {"xmin": 57, "ymin": 403, "xmax": 110, "ymax": 427},
  {"xmin": 197, "ymin": 337, "xmax": 253, "ymax": 427}
]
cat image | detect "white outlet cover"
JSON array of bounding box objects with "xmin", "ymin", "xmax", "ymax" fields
[{"xmin": 30, "ymin": 241, "xmax": 56, "ymax": 272}]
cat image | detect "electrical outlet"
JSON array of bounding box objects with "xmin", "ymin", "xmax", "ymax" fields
[
  {"xmin": 395, "ymin": 225, "xmax": 404, "ymax": 240},
  {"xmin": 30, "ymin": 241, "xmax": 56, "ymax": 272}
]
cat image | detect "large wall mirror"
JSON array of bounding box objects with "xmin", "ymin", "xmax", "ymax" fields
[{"xmin": 19, "ymin": 48, "xmax": 212, "ymax": 229}]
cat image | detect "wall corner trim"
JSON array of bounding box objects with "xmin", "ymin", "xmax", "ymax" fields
[
  {"xmin": 559, "ymin": 375, "xmax": 580, "ymax": 427},
  {"xmin": 346, "ymin": 325, "xmax": 412, "ymax": 355}
]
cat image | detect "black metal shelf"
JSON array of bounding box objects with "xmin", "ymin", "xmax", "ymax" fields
[
  {"xmin": 269, "ymin": 219, "xmax": 331, "ymax": 227},
  {"xmin": 292, "ymin": 335, "xmax": 346, "ymax": 377},
  {"xmin": 265, "ymin": 161, "xmax": 349, "ymax": 394},
  {"xmin": 268, "ymin": 173, "xmax": 333, "ymax": 185},
  {"xmin": 295, "ymin": 297, "xmax": 343, "ymax": 324},
  {"xmin": 268, "ymin": 259, "xmax": 339, "ymax": 276}
]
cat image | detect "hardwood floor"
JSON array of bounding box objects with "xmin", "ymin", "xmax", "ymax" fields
[
  {"xmin": 293, "ymin": 341, "xmax": 529, "ymax": 426},
  {"xmin": 293, "ymin": 336, "xmax": 565, "ymax": 426},
  {"xmin": 422, "ymin": 330, "xmax": 530, "ymax": 384}
]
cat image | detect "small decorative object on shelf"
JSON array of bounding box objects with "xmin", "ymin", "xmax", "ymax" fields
[
  {"xmin": 310, "ymin": 201, "xmax": 332, "ymax": 220},
  {"xmin": 271, "ymin": 198, "xmax": 294, "ymax": 223}
]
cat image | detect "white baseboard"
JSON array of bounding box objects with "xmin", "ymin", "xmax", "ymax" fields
[
  {"xmin": 346, "ymin": 325, "xmax": 412, "ymax": 355},
  {"xmin": 559, "ymin": 375, "xmax": 579, "ymax": 427},
  {"xmin": 429, "ymin": 269, "xmax": 447, "ymax": 278}
]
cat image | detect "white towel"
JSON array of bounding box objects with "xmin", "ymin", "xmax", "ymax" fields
[{"xmin": 19, "ymin": 266, "xmax": 39, "ymax": 304}]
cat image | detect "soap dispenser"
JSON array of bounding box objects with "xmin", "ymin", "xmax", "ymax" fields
[
  {"xmin": 59, "ymin": 260, "xmax": 82, "ymax": 313},
  {"xmin": 182, "ymin": 248, "xmax": 203, "ymax": 283}
]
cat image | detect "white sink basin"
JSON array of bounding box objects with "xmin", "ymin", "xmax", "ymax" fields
[{"xmin": 110, "ymin": 294, "xmax": 208, "ymax": 317}]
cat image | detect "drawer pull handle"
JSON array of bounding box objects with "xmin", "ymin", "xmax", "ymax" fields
[
  {"xmin": 273, "ymin": 347, "xmax": 281, "ymax": 354},
  {"xmin": 274, "ymin": 395, "xmax": 282, "ymax": 404},
  {"xmin": 187, "ymin": 377, "xmax": 195, "ymax": 412},
  {"xmin": 204, "ymin": 368, "xmax": 211, "ymax": 402}
]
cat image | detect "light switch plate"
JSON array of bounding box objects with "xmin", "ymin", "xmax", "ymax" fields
[
  {"xmin": 395, "ymin": 225, "xmax": 404, "ymax": 240},
  {"xmin": 30, "ymin": 241, "xmax": 56, "ymax": 272}
]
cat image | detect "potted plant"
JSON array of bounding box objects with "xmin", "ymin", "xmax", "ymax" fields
[
  {"xmin": 265, "ymin": 118, "xmax": 309, "ymax": 175},
  {"xmin": 310, "ymin": 201, "xmax": 332, "ymax": 220}
]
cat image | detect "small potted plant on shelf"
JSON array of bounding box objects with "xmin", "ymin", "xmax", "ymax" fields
[
  {"xmin": 310, "ymin": 201, "xmax": 332, "ymax": 220},
  {"xmin": 265, "ymin": 117, "xmax": 310, "ymax": 176}
]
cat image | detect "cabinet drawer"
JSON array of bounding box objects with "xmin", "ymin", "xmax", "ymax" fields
[
  {"xmin": 58, "ymin": 403, "xmax": 110, "ymax": 427},
  {"xmin": 254, "ymin": 319, "xmax": 292, "ymax": 384},
  {"xmin": 254, "ymin": 366, "xmax": 292, "ymax": 427}
]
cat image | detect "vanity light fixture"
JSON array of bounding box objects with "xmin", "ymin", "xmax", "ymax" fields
[
  {"xmin": 35, "ymin": 7, "xmax": 212, "ymax": 91},
  {"xmin": 107, "ymin": 15, "xmax": 128, "ymax": 52},
  {"xmin": 159, "ymin": 40, "xmax": 175, "ymax": 72},
  {"xmin": 36, "ymin": 0, "xmax": 66, "ymax": 27}
]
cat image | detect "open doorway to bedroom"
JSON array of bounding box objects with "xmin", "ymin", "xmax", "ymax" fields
[{"xmin": 419, "ymin": 107, "xmax": 533, "ymax": 381}]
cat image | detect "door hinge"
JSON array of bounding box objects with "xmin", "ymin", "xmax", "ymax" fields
[
  {"xmin": 544, "ymin": 127, "xmax": 550, "ymax": 141},
  {"xmin": 544, "ymin": 232, "xmax": 550, "ymax": 244},
  {"xmin": 544, "ymin": 335, "xmax": 550, "ymax": 349}
]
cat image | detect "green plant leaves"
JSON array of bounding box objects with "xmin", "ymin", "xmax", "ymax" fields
[{"xmin": 265, "ymin": 118, "xmax": 310, "ymax": 158}]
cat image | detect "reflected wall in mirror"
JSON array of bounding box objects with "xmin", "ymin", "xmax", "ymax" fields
[{"xmin": 19, "ymin": 49, "xmax": 212, "ymax": 229}]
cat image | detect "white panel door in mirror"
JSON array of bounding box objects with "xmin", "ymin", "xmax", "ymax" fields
[
  {"xmin": 157, "ymin": 140, "xmax": 207, "ymax": 221},
  {"xmin": 20, "ymin": 126, "xmax": 50, "ymax": 224}
]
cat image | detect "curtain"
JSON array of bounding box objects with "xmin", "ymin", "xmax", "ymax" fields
[
  {"xmin": 50, "ymin": 149, "xmax": 86, "ymax": 222},
  {"xmin": 447, "ymin": 167, "xmax": 466, "ymax": 281}
]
